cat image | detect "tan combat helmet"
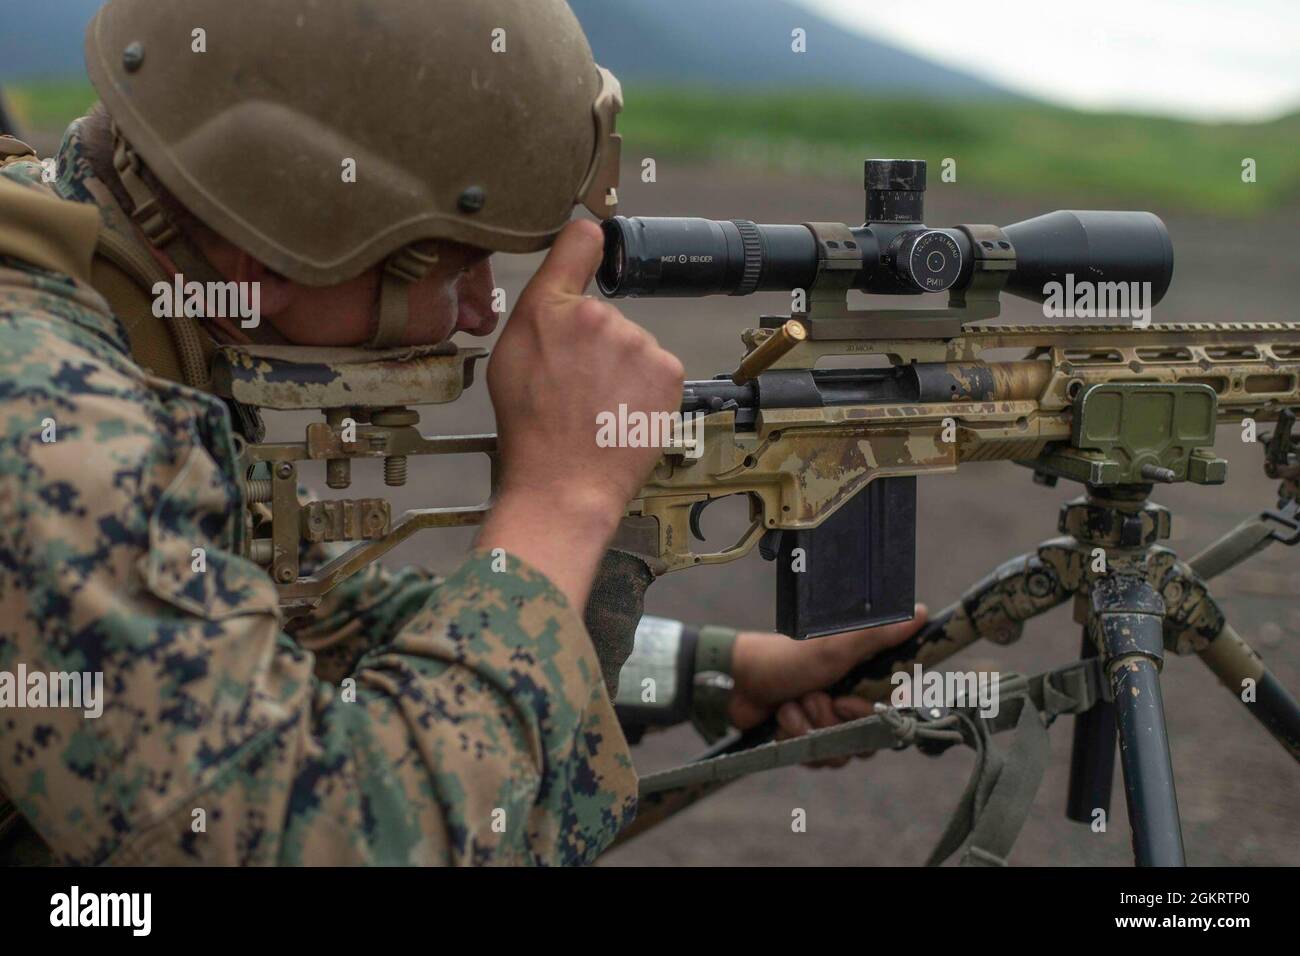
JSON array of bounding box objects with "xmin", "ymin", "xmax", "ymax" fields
[{"xmin": 85, "ymin": 0, "xmax": 622, "ymax": 347}]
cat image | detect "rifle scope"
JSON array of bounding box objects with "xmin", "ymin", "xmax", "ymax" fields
[{"xmin": 597, "ymin": 160, "xmax": 1174, "ymax": 306}]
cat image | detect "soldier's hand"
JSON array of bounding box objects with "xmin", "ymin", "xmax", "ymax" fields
[
  {"xmin": 726, "ymin": 605, "xmax": 929, "ymax": 768},
  {"xmin": 479, "ymin": 220, "xmax": 685, "ymax": 610}
]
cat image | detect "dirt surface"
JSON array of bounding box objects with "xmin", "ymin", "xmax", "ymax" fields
[{"xmin": 256, "ymin": 160, "xmax": 1299, "ymax": 866}]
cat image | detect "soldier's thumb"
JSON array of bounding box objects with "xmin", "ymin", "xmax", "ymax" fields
[
  {"xmin": 522, "ymin": 219, "xmax": 605, "ymax": 302},
  {"xmin": 819, "ymin": 604, "xmax": 929, "ymax": 679}
]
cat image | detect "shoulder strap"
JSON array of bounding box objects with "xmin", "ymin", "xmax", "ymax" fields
[
  {"xmin": 83, "ymin": 175, "xmax": 214, "ymax": 388},
  {"xmin": 0, "ymin": 174, "xmax": 102, "ymax": 285}
]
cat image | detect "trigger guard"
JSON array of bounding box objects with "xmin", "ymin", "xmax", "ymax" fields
[{"xmin": 689, "ymin": 501, "xmax": 709, "ymax": 542}]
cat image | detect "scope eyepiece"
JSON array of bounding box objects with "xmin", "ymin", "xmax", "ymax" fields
[{"xmin": 597, "ymin": 217, "xmax": 817, "ymax": 298}]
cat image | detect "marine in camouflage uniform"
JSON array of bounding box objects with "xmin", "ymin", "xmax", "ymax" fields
[
  {"xmin": 0, "ymin": 122, "xmax": 637, "ymax": 865},
  {"xmin": 0, "ymin": 0, "xmax": 638, "ymax": 865},
  {"xmin": 1, "ymin": 0, "xmax": 912, "ymax": 867}
]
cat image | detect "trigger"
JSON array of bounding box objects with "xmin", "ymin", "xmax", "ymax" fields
[{"xmin": 689, "ymin": 501, "xmax": 710, "ymax": 542}]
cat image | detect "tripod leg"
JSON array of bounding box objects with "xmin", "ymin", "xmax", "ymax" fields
[
  {"xmin": 1154, "ymin": 558, "xmax": 1300, "ymax": 761},
  {"xmin": 1199, "ymin": 624, "xmax": 1300, "ymax": 759},
  {"xmin": 1066, "ymin": 627, "xmax": 1117, "ymax": 825},
  {"xmin": 1092, "ymin": 575, "xmax": 1185, "ymax": 866}
]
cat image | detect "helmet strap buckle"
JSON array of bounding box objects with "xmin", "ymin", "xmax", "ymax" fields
[
  {"xmin": 111, "ymin": 127, "xmax": 180, "ymax": 247},
  {"xmin": 369, "ymin": 245, "xmax": 441, "ymax": 350}
]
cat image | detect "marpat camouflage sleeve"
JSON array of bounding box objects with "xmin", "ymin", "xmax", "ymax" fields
[
  {"xmin": 286, "ymin": 544, "xmax": 443, "ymax": 686},
  {"xmin": 0, "ymin": 176, "xmax": 637, "ymax": 864}
]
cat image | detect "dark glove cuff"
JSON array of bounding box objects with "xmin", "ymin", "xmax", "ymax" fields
[{"xmin": 689, "ymin": 625, "xmax": 738, "ymax": 744}]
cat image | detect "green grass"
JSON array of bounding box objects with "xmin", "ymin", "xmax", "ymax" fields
[
  {"xmin": 5, "ymin": 78, "xmax": 98, "ymax": 132},
  {"xmin": 9, "ymin": 78, "xmax": 1297, "ymax": 216},
  {"xmin": 619, "ymin": 88, "xmax": 1299, "ymax": 217}
]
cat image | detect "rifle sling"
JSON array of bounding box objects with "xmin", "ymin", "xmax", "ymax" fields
[
  {"xmin": 925, "ymin": 695, "xmax": 1051, "ymax": 867},
  {"xmin": 635, "ymin": 657, "xmax": 1103, "ymax": 866},
  {"xmin": 1188, "ymin": 514, "xmax": 1283, "ymax": 581}
]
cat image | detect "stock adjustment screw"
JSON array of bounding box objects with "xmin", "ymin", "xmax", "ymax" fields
[
  {"xmin": 384, "ymin": 456, "xmax": 408, "ymax": 487},
  {"xmin": 370, "ymin": 406, "xmax": 419, "ymax": 488},
  {"xmin": 326, "ymin": 459, "xmax": 352, "ymax": 490}
]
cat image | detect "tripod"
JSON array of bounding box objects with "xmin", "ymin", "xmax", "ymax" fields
[
  {"xmin": 631, "ymin": 412, "xmax": 1300, "ymax": 865},
  {"xmin": 904, "ymin": 480, "xmax": 1299, "ymax": 866}
]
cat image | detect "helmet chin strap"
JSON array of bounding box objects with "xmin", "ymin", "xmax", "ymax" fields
[
  {"xmin": 371, "ymin": 244, "xmax": 439, "ymax": 350},
  {"xmin": 110, "ymin": 125, "xmax": 291, "ymax": 388},
  {"xmin": 111, "ymin": 125, "xmax": 227, "ymax": 290},
  {"xmin": 110, "ymin": 126, "xmax": 226, "ymax": 389}
]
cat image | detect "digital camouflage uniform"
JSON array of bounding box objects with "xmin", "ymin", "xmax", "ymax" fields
[{"xmin": 0, "ymin": 123, "xmax": 637, "ymax": 865}]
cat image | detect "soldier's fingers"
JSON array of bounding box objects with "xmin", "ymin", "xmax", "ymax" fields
[
  {"xmin": 521, "ymin": 219, "xmax": 604, "ymax": 302},
  {"xmin": 801, "ymin": 691, "xmax": 838, "ymax": 729},
  {"xmin": 784, "ymin": 700, "xmax": 847, "ymax": 768},
  {"xmin": 832, "ymin": 696, "xmax": 876, "ymax": 721},
  {"xmin": 775, "ymin": 698, "xmax": 854, "ymax": 769},
  {"xmin": 775, "ymin": 701, "xmax": 812, "ymax": 739},
  {"xmin": 814, "ymin": 756, "xmax": 852, "ymax": 769}
]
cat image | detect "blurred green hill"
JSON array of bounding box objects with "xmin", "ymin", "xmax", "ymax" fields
[
  {"xmin": 7, "ymin": 78, "xmax": 1296, "ymax": 218},
  {"xmin": 3, "ymin": 79, "xmax": 93, "ymax": 133},
  {"xmin": 620, "ymin": 88, "xmax": 1299, "ymax": 217}
]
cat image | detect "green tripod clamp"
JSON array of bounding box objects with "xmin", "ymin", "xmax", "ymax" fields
[{"xmin": 1025, "ymin": 382, "xmax": 1228, "ymax": 487}]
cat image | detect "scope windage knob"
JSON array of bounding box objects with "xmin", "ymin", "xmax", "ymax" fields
[{"xmin": 891, "ymin": 230, "xmax": 963, "ymax": 293}]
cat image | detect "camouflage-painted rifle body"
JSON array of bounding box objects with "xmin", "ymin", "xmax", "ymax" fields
[
  {"xmin": 619, "ymin": 321, "xmax": 1300, "ymax": 577},
  {"xmin": 216, "ymin": 322, "xmax": 1300, "ymax": 619}
]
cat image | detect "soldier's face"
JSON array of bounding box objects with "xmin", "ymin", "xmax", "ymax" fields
[
  {"xmin": 261, "ymin": 242, "xmax": 499, "ymax": 347},
  {"xmin": 404, "ymin": 245, "xmax": 499, "ymax": 343}
]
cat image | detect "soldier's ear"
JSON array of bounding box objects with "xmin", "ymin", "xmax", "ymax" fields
[{"xmin": 230, "ymin": 251, "xmax": 296, "ymax": 315}]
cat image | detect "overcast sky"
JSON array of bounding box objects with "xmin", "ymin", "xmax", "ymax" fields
[{"xmin": 799, "ymin": 0, "xmax": 1299, "ymax": 121}]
